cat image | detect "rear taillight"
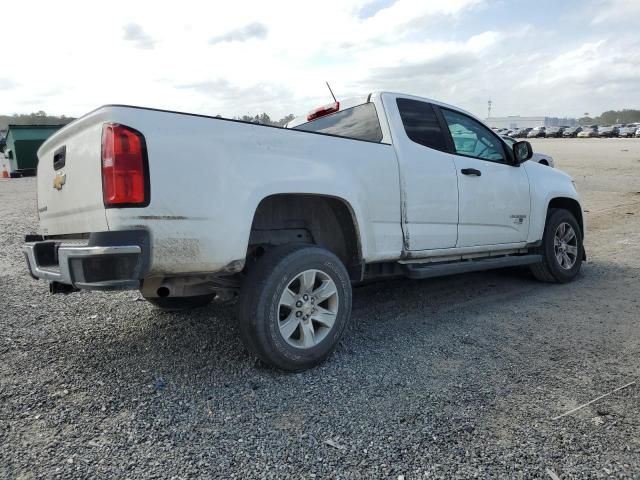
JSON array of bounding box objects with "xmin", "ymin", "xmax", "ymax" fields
[
  {"xmin": 307, "ymin": 101, "xmax": 340, "ymax": 121},
  {"xmin": 101, "ymin": 124, "xmax": 149, "ymax": 208}
]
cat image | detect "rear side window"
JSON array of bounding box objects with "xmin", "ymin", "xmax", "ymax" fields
[
  {"xmin": 293, "ymin": 103, "xmax": 383, "ymax": 142},
  {"xmin": 396, "ymin": 98, "xmax": 447, "ymax": 152}
]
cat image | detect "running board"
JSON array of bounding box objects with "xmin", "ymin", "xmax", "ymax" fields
[{"xmin": 401, "ymin": 254, "xmax": 542, "ymax": 280}]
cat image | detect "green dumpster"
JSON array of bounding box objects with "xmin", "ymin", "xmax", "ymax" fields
[{"xmin": 3, "ymin": 125, "xmax": 64, "ymax": 177}]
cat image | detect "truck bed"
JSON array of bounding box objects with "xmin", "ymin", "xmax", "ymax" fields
[{"xmin": 36, "ymin": 105, "xmax": 402, "ymax": 275}]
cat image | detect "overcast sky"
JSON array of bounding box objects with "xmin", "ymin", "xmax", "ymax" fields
[{"xmin": 1, "ymin": 0, "xmax": 639, "ymax": 120}]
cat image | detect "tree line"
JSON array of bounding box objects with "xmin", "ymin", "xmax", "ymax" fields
[
  {"xmin": 231, "ymin": 113, "xmax": 296, "ymax": 126},
  {"xmin": 1, "ymin": 111, "xmax": 297, "ymax": 132},
  {"xmin": 578, "ymin": 109, "xmax": 640, "ymax": 126},
  {"xmin": 0, "ymin": 111, "xmax": 75, "ymax": 131},
  {"xmin": 4, "ymin": 108, "xmax": 640, "ymax": 132}
]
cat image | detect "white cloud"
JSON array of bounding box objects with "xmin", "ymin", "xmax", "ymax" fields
[
  {"xmin": 0, "ymin": 78, "xmax": 19, "ymax": 89},
  {"xmin": 123, "ymin": 23, "xmax": 156, "ymax": 49},
  {"xmin": 209, "ymin": 22, "xmax": 268, "ymax": 44},
  {"xmin": 0, "ymin": 0, "xmax": 485, "ymax": 117},
  {"xmin": 0, "ymin": 0, "xmax": 637, "ymax": 119},
  {"xmin": 590, "ymin": 0, "xmax": 640, "ymax": 24}
]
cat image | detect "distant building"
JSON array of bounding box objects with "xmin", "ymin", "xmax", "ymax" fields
[
  {"xmin": 485, "ymin": 116, "xmax": 578, "ymax": 129},
  {"xmin": 3, "ymin": 124, "xmax": 64, "ymax": 177}
]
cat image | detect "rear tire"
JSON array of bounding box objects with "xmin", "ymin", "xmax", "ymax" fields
[
  {"xmin": 146, "ymin": 294, "xmax": 215, "ymax": 311},
  {"xmin": 530, "ymin": 209, "xmax": 583, "ymax": 283},
  {"xmin": 238, "ymin": 244, "xmax": 352, "ymax": 371}
]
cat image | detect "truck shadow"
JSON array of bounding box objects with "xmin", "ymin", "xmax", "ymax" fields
[
  {"xmin": 40, "ymin": 256, "xmax": 640, "ymax": 451},
  {"xmin": 61, "ymin": 259, "xmax": 619, "ymax": 386}
]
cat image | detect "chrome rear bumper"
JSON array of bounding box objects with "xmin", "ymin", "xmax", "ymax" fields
[{"xmin": 23, "ymin": 230, "xmax": 150, "ymax": 291}]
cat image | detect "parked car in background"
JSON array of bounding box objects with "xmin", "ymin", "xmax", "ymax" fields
[
  {"xmin": 546, "ymin": 126, "xmax": 564, "ymax": 138},
  {"xmin": 618, "ymin": 125, "xmax": 637, "ymax": 138},
  {"xmin": 517, "ymin": 128, "xmax": 533, "ymax": 138},
  {"xmin": 563, "ymin": 126, "xmax": 582, "ymax": 137},
  {"xmin": 527, "ymin": 126, "xmax": 546, "ymax": 138},
  {"xmin": 598, "ymin": 126, "xmax": 619, "ymax": 138},
  {"xmin": 502, "ymin": 136, "xmax": 554, "ymax": 167},
  {"xmin": 636, "ymin": 127, "xmax": 640, "ymax": 138},
  {"xmin": 578, "ymin": 127, "xmax": 598, "ymax": 138}
]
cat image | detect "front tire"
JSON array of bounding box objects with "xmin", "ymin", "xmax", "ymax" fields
[
  {"xmin": 238, "ymin": 244, "xmax": 352, "ymax": 371},
  {"xmin": 530, "ymin": 209, "xmax": 583, "ymax": 283}
]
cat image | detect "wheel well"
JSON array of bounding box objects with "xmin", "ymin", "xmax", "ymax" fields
[
  {"xmin": 548, "ymin": 197, "xmax": 583, "ymax": 237},
  {"xmin": 248, "ymin": 194, "xmax": 362, "ymax": 273},
  {"xmin": 539, "ymin": 159, "xmax": 549, "ymax": 166}
]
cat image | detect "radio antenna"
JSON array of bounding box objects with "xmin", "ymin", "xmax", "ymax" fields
[{"xmin": 326, "ymin": 81, "xmax": 337, "ymax": 103}]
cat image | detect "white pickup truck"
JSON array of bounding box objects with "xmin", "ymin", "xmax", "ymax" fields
[{"xmin": 24, "ymin": 92, "xmax": 585, "ymax": 370}]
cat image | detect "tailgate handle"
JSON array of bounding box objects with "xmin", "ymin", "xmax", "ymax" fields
[{"xmin": 53, "ymin": 146, "xmax": 66, "ymax": 170}]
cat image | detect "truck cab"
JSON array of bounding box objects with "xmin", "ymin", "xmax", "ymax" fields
[{"xmin": 290, "ymin": 93, "xmax": 580, "ymax": 252}]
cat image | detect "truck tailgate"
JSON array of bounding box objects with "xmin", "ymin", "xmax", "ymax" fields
[{"xmin": 37, "ymin": 111, "xmax": 108, "ymax": 235}]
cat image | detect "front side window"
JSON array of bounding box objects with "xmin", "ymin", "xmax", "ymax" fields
[
  {"xmin": 293, "ymin": 103, "xmax": 383, "ymax": 143},
  {"xmin": 396, "ymin": 98, "xmax": 447, "ymax": 152},
  {"xmin": 441, "ymin": 109, "xmax": 507, "ymax": 163}
]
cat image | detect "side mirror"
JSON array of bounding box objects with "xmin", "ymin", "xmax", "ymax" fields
[{"xmin": 513, "ymin": 141, "xmax": 532, "ymax": 164}]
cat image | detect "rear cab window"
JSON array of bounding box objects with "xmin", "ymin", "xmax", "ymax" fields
[{"xmin": 293, "ymin": 103, "xmax": 384, "ymax": 143}]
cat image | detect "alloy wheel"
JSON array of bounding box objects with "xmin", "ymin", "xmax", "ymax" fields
[
  {"xmin": 553, "ymin": 222, "xmax": 578, "ymax": 270},
  {"xmin": 277, "ymin": 269, "xmax": 339, "ymax": 349}
]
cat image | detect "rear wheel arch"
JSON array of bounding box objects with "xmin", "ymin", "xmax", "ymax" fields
[{"xmin": 247, "ymin": 193, "xmax": 363, "ymax": 277}]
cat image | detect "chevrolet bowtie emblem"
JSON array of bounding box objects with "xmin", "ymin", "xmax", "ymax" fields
[{"xmin": 53, "ymin": 173, "xmax": 66, "ymax": 190}]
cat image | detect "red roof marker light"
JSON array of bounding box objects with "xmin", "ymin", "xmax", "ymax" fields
[{"xmin": 307, "ymin": 101, "xmax": 340, "ymax": 121}]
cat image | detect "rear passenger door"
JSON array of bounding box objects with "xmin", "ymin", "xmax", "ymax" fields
[{"xmin": 386, "ymin": 96, "xmax": 459, "ymax": 250}]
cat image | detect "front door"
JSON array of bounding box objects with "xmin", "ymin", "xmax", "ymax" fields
[{"xmin": 438, "ymin": 107, "xmax": 531, "ymax": 247}]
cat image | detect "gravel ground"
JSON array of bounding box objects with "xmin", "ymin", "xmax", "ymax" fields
[{"xmin": 1, "ymin": 138, "xmax": 639, "ymax": 479}]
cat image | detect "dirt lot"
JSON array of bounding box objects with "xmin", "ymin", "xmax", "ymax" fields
[{"xmin": 1, "ymin": 138, "xmax": 639, "ymax": 479}]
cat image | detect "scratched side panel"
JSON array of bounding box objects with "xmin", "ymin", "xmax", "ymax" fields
[{"xmin": 103, "ymin": 106, "xmax": 404, "ymax": 275}]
